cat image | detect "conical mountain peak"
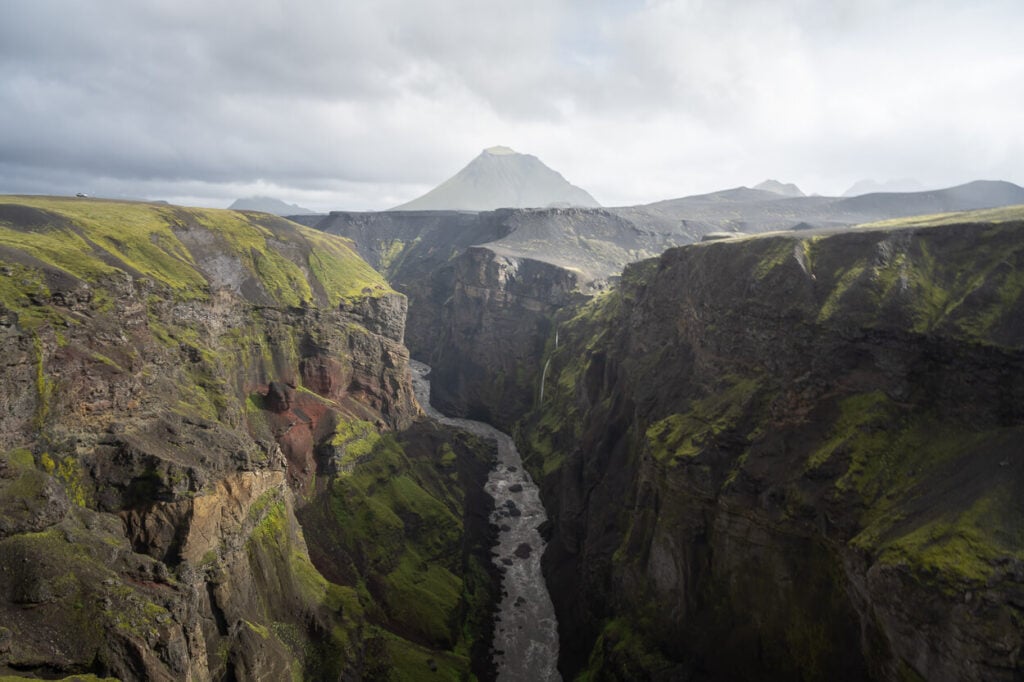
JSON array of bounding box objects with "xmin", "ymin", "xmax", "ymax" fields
[{"xmin": 392, "ymin": 147, "xmax": 599, "ymax": 211}]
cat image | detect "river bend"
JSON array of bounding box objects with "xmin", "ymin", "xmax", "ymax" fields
[{"xmin": 410, "ymin": 360, "xmax": 561, "ymax": 682}]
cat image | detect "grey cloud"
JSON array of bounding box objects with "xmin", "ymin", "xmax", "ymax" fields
[{"xmin": 1, "ymin": 0, "xmax": 1021, "ymax": 209}]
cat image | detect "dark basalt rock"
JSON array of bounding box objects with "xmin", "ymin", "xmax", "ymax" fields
[
  {"xmin": 513, "ymin": 543, "xmax": 532, "ymax": 559},
  {"xmin": 503, "ymin": 500, "xmax": 522, "ymax": 518},
  {"xmin": 265, "ymin": 381, "xmax": 291, "ymax": 412},
  {"xmin": 509, "ymin": 219, "xmax": 1024, "ymax": 681}
]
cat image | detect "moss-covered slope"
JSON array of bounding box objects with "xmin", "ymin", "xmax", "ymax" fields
[
  {"xmin": 0, "ymin": 197, "xmax": 494, "ymax": 680},
  {"xmin": 0, "ymin": 196, "xmax": 388, "ymax": 310},
  {"xmin": 519, "ymin": 214, "xmax": 1024, "ymax": 680}
]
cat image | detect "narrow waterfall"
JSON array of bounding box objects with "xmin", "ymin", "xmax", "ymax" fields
[{"xmin": 538, "ymin": 357, "xmax": 551, "ymax": 404}]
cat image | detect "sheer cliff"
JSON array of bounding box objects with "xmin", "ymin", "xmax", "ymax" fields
[
  {"xmin": 0, "ymin": 197, "xmax": 496, "ymax": 681},
  {"xmin": 516, "ymin": 211, "xmax": 1024, "ymax": 680}
]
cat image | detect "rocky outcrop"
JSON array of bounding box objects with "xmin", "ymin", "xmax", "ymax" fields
[
  {"xmin": 517, "ymin": 217, "xmax": 1024, "ymax": 680},
  {"xmin": 0, "ymin": 196, "xmax": 493, "ymax": 680}
]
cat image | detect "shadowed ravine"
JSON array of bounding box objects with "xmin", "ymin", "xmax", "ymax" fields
[{"xmin": 411, "ymin": 360, "xmax": 561, "ymax": 681}]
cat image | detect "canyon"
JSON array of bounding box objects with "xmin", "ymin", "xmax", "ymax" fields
[
  {"xmin": 0, "ymin": 188, "xmax": 1022, "ymax": 681},
  {"xmin": 311, "ymin": 194, "xmax": 1023, "ymax": 680}
]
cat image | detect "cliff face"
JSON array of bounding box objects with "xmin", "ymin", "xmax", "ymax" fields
[
  {"xmin": 0, "ymin": 197, "xmax": 494, "ymax": 681},
  {"xmin": 518, "ymin": 217, "xmax": 1024, "ymax": 680},
  {"xmin": 309, "ymin": 208, "xmax": 641, "ymax": 427},
  {"xmin": 429, "ymin": 246, "xmax": 583, "ymax": 427}
]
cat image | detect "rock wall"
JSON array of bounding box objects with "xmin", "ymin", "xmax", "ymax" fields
[
  {"xmin": 430, "ymin": 246, "xmax": 585, "ymax": 428},
  {"xmin": 0, "ymin": 197, "xmax": 494, "ymax": 681},
  {"xmin": 518, "ymin": 220, "xmax": 1024, "ymax": 680}
]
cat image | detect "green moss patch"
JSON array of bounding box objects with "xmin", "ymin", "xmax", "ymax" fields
[
  {"xmin": 380, "ymin": 552, "xmax": 463, "ymax": 647},
  {"xmin": 297, "ymin": 424, "xmax": 491, "ymax": 678},
  {"xmin": 329, "ymin": 418, "xmax": 381, "ymax": 465},
  {"xmin": 871, "ymin": 484, "xmax": 1024, "ymax": 584},
  {"xmin": 645, "ymin": 377, "xmax": 761, "ymax": 463},
  {"xmin": 810, "ymin": 221, "xmax": 1024, "ymax": 341},
  {"xmin": 382, "ymin": 630, "xmax": 471, "ymax": 682},
  {"xmin": 577, "ymin": 618, "xmax": 677, "ymax": 681},
  {"xmin": 304, "ymin": 229, "xmax": 392, "ymax": 305}
]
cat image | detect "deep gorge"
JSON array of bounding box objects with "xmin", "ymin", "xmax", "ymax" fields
[
  {"xmin": 385, "ymin": 214, "xmax": 1024, "ymax": 680},
  {"xmin": 0, "ymin": 196, "xmax": 1022, "ymax": 681},
  {"xmin": 419, "ymin": 219, "xmax": 1019, "ymax": 679}
]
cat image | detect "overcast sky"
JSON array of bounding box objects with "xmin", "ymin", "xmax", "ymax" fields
[{"xmin": 2, "ymin": 0, "xmax": 1022, "ymax": 211}]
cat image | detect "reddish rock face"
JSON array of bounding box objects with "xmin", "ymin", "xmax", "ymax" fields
[
  {"xmin": 300, "ymin": 356, "xmax": 345, "ymax": 398},
  {"xmin": 258, "ymin": 382, "xmax": 333, "ymax": 494}
]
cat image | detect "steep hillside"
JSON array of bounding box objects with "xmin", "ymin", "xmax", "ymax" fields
[
  {"xmin": 0, "ymin": 197, "xmax": 496, "ymax": 681},
  {"xmin": 392, "ymin": 146, "xmax": 600, "ymax": 211},
  {"xmin": 835, "ymin": 180, "xmax": 1024, "ymax": 218},
  {"xmin": 516, "ymin": 209, "xmax": 1024, "ymax": 680}
]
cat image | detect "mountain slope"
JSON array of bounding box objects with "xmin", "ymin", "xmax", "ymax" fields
[
  {"xmin": 618, "ymin": 179, "xmax": 1024, "ymax": 237},
  {"xmin": 392, "ymin": 146, "xmax": 600, "ymax": 211}
]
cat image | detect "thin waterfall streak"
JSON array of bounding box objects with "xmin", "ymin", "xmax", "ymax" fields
[{"xmin": 539, "ymin": 357, "xmax": 551, "ymax": 404}]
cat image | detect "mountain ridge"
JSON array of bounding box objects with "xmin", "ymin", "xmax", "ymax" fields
[{"xmin": 754, "ymin": 179, "xmax": 805, "ymax": 197}]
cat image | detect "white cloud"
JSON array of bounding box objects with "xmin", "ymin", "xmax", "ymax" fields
[{"xmin": 0, "ymin": 0, "xmax": 1021, "ymax": 209}]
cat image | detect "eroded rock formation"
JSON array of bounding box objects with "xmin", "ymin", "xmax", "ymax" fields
[{"xmin": 0, "ymin": 197, "xmax": 495, "ymax": 681}]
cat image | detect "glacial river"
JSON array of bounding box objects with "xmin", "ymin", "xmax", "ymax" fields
[{"xmin": 410, "ymin": 360, "xmax": 562, "ymax": 681}]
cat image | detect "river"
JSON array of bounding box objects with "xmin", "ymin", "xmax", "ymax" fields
[{"xmin": 410, "ymin": 360, "xmax": 562, "ymax": 681}]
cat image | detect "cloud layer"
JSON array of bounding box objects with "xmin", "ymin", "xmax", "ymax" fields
[{"xmin": 2, "ymin": 0, "xmax": 1022, "ymax": 210}]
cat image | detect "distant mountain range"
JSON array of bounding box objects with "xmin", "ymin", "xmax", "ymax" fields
[
  {"xmin": 229, "ymin": 196, "xmax": 315, "ymax": 216},
  {"xmin": 391, "ymin": 146, "xmax": 600, "ymax": 211},
  {"xmin": 842, "ymin": 178, "xmax": 924, "ymax": 197},
  {"xmin": 754, "ymin": 179, "xmax": 805, "ymax": 198},
  {"xmin": 601, "ymin": 179, "xmax": 1024, "ymax": 246}
]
